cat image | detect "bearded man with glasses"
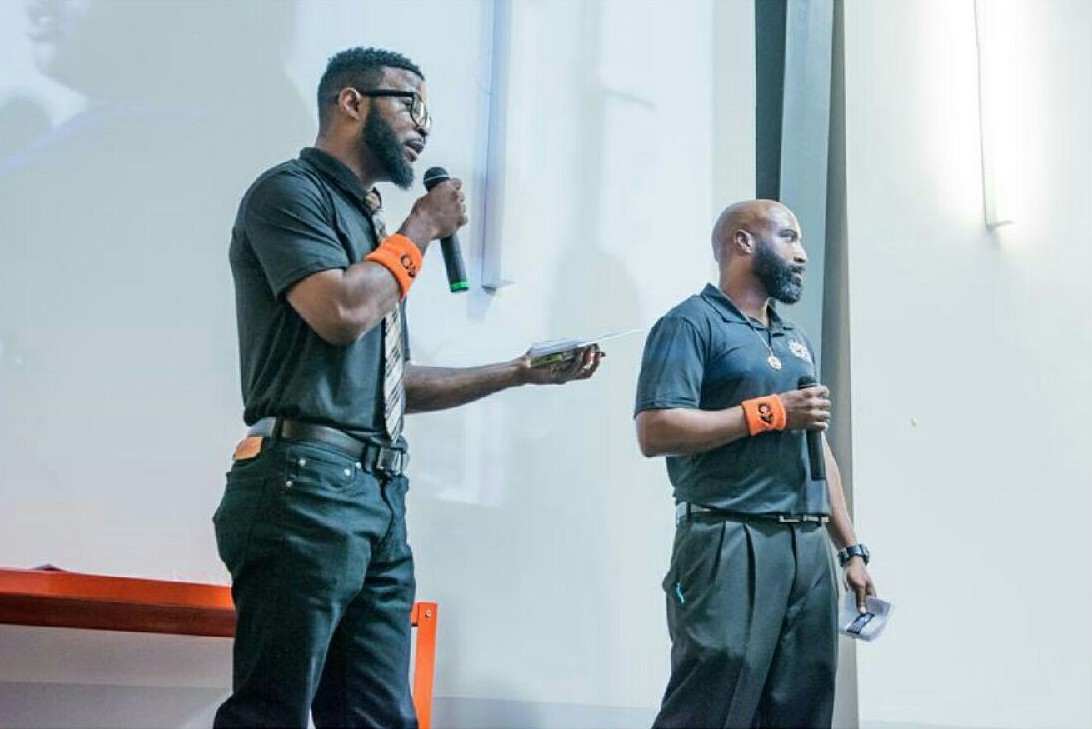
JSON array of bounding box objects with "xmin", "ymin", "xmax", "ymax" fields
[{"xmin": 212, "ymin": 47, "xmax": 602, "ymax": 728}]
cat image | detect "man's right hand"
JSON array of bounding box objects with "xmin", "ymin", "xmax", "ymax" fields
[
  {"xmin": 397, "ymin": 178, "xmax": 468, "ymax": 248},
  {"xmin": 780, "ymin": 385, "xmax": 831, "ymax": 431}
]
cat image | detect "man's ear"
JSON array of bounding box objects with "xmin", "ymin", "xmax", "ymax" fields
[
  {"xmin": 733, "ymin": 229, "xmax": 754, "ymax": 255},
  {"xmin": 338, "ymin": 88, "xmax": 366, "ymax": 122}
]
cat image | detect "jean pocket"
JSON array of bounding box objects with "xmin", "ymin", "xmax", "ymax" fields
[
  {"xmin": 213, "ymin": 474, "xmax": 275, "ymax": 575},
  {"xmin": 222, "ymin": 441, "xmax": 281, "ymax": 484},
  {"xmin": 282, "ymin": 442, "xmax": 361, "ymax": 494}
]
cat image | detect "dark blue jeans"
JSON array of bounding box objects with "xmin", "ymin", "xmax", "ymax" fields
[{"xmin": 212, "ymin": 437, "xmax": 417, "ymax": 729}]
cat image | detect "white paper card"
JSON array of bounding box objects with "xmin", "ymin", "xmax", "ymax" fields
[{"xmin": 839, "ymin": 591, "xmax": 892, "ymax": 642}]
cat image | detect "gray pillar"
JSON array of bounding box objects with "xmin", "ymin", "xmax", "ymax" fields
[
  {"xmin": 778, "ymin": 0, "xmax": 834, "ymax": 366},
  {"xmin": 755, "ymin": 2, "xmax": 857, "ymax": 726}
]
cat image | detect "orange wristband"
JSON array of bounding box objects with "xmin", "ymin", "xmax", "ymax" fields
[
  {"xmin": 740, "ymin": 394, "xmax": 787, "ymax": 436},
  {"xmin": 365, "ymin": 233, "xmax": 423, "ymax": 298}
]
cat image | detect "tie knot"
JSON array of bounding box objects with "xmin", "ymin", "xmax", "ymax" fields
[{"xmin": 364, "ymin": 189, "xmax": 383, "ymax": 215}]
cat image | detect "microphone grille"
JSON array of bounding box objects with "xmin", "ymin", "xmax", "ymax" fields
[{"xmin": 423, "ymin": 166, "xmax": 450, "ymax": 190}]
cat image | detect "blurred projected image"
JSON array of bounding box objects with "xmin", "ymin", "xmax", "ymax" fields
[{"xmin": 0, "ymin": 0, "xmax": 311, "ymax": 569}]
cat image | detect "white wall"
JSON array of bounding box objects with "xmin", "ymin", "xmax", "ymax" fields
[
  {"xmin": 0, "ymin": 0, "xmax": 756, "ymax": 725},
  {"xmin": 843, "ymin": 1, "xmax": 1092, "ymax": 727},
  {"xmin": 404, "ymin": 0, "xmax": 756, "ymax": 716}
]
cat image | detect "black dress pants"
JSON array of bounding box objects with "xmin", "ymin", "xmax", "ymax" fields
[{"xmin": 654, "ymin": 518, "xmax": 838, "ymax": 729}]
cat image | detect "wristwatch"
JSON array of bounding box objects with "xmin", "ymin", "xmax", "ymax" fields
[{"xmin": 837, "ymin": 543, "xmax": 870, "ymax": 567}]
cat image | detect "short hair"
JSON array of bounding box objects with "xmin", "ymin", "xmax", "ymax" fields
[{"xmin": 317, "ymin": 47, "xmax": 425, "ymax": 128}]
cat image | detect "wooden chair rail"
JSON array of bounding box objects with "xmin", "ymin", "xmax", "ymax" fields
[{"xmin": 0, "ymin": 567, "xmax": 438, "ymax": 729}]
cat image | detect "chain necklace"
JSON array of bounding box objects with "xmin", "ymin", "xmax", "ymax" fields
[
  {"xmin": 726, "ymin": 295, "xmax": 782, "ymax": 370},
  {"xmin": 748, "ymin": 322, "xmax": 783, "ymax": 370}
]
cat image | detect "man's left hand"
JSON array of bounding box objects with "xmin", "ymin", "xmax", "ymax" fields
[
  {"xmin": 844, "ymin": 559, "xmax": 876, "ymax": 613},
  {"xmin": 519, "ymin": 345, "xmax": 603, "ymax": 385}
]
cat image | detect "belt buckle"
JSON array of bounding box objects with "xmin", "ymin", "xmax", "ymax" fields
[
  {"xmin": 777, "ymin": 514, "xmax": 827, "ymax": 524},
  {"xmin": 375, "ymin": 448, "xmax": 406, "ymax": 476}
]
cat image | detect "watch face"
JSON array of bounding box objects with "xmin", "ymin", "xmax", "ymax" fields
[{"xmin": 841, "ymin": 544, "xmax": 869, "ymax": 566}]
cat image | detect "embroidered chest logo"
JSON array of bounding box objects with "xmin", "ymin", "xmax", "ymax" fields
[{"xmin": 788, "ymin": 339, "xmax": 813, "ymax": 363}]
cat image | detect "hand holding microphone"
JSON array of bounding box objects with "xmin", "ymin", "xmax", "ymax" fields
[
  {"xmin": 795, "ymin": 375, "xmax": 828, "ymax": 481},
  {"xmin": 423, "ymin": 166, "xmax": 469, "ymax": 293},
  {"xmin": 777, "ymin": 380, "xmax": 830, "ymax": 431},
  {"xmin": 398, "ymin": 166, "xmax": 469, "ymax": 293},
  {"xmin": 752, "ymin": 378, "xmax": 830, "ymax": 481}
]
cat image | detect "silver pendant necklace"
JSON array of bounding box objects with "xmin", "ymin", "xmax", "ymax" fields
[
  {"xmin": 728, "ymin": 296, "xmax": 782, "ymax": 370},
  {"xmin": 746, "ymin": 323, "xmax": 781, "ymax": 371}
]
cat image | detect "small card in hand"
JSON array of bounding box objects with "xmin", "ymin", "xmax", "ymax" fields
[
  {"xmin": 839, "ymin": 592, "xmax": 892, "ymax": 642},
  {"xmin": 526, "ymin": 328, "xmax": 644, "ymax": 368},
  {"xmin": 527, "ymin": 339, "xmax": 584, "ymax": 368}
]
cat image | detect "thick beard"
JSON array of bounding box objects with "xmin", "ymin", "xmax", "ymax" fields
[
  {"xmin": 362, "ymin": 110, "xmax": 414, "ymax": 189},
  {"xmin": 753, "ymin": 239, "xmax": 804, "ymax": 304}
]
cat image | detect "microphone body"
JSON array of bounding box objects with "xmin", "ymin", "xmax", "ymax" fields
[
  {"xmin": 422, "ymin": 166, "xmax": 469, "ymax": 293},
  {"xmin": 797, "ymin": 375, "xmax": 827, "ymax": 481}
]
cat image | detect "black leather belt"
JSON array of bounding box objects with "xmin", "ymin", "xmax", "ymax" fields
[
  {"xmin": 247, "ymin": 417, "xmax": 409, "ymax": 476},
  {"xmin": 676, "ymin": 502, "xmax": 829, "ymax": 526}
]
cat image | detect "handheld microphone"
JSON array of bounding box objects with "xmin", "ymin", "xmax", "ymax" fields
[
  {"xmin": 797, "ymin": 375, "xmax": 827, "ymax": 481},
  {"xmin": 422, "ymin": 166, "xmax": 469, "ymax": 293}
]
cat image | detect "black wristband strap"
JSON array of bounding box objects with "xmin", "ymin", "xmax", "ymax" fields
[{"xmin": 838, "ymin": 543, "xmax": 870, "ymax": 567}]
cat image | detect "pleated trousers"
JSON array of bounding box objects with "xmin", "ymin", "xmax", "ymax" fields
[{"xmin": 653, "ymin": 517, "xmax": 838, "ymax": 729}]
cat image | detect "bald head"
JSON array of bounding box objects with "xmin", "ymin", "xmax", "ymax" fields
[{"xmin": 711, "ymin": 199, "xmax": 795, "ymax": 262}]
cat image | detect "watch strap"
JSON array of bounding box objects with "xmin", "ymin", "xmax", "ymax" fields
[{"xmin": 838, "ymin": 543, "xmax": 870, "ymax": 567}]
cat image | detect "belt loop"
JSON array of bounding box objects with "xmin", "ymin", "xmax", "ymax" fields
[{"xmin": 272, "ymin": 417, "xmax": 285, "ymax": 442}]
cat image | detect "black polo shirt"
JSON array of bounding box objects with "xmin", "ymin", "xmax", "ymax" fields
[
  {"xmin": 634, "ymin": 283, "xmax": 829, "ymax": 515},
  {"xmin": 229, "ymin": 147, "xmax": 409, "ymax": 445}
]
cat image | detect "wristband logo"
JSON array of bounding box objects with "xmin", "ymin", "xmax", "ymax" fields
[
  {"xmin": 742, "ymin": 395, "xmax": 784, "ymax": 436},
  {"xmin": 400, "ymin": 254, "xmax": 419, "ymax": 278}
]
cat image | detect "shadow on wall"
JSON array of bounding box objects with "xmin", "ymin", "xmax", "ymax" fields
[{"xmin": 0, "ymin": 0, "xmax": 312, "ymax": 571}]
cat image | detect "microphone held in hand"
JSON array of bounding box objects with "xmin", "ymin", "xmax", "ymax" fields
[
  {"xmin": 797, "ymin": 375, "xmax": 827, "ymax": 481},
  {"xmin": 423, "ymin": 166, "xmax": 469, "ymax": 293}
]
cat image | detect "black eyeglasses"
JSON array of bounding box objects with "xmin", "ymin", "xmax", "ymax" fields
[{"xmin": 353, "ymin": 89, "xmax": 431, "ymax": 132}]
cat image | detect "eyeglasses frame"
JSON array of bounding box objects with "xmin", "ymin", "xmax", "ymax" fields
[{"xmin": 350, "ymin": 88, "xmax": 431, "ymax": 132}]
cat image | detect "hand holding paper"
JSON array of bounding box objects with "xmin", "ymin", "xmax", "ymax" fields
[
  {"xmin": 520, "ymin": 343, "xmax": 603, "ymax": 385},
  {"xmin": 839, "ymin": 592, "xmax": 893, "ymax": 642},
  {"xmin": 527, "ymin": 328, "xmax": 643, "ymax": 368}
]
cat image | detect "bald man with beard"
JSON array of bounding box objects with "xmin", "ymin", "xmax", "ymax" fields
[{"xmin": 634, "ymin": 200, "xmax": 876, "ymax": 728}]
